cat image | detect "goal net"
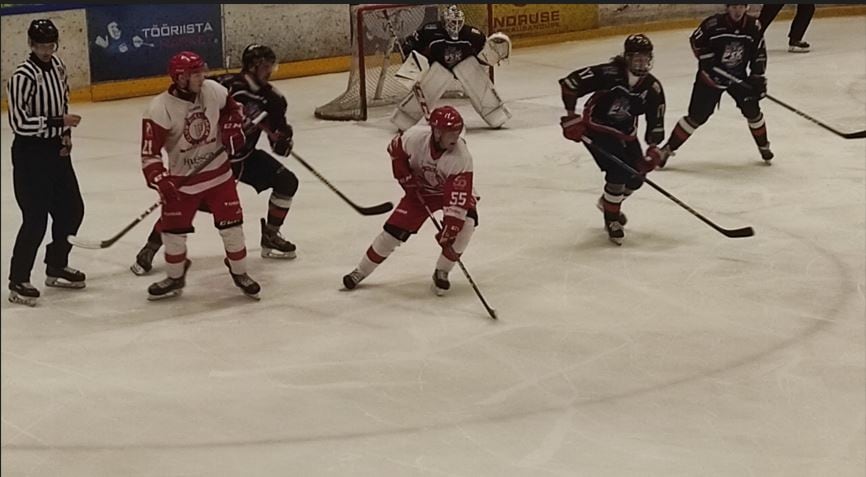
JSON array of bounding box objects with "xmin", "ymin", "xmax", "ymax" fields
[{"xmin": 315, "ymin": 3, "xmax": 494, "ymax": 121}]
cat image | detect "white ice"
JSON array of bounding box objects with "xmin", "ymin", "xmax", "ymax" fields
[{"xmin": 2, "ymin": 15, "xmax": 864, "ymax": 477}]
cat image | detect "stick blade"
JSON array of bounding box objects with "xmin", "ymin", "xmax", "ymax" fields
[
  {"xmin": 722, "ymin": 226, "xmax": 755, "ymax": 238},
  {"xmin": 356, "ymin": 201, "xmax": 394, "ymax": 216},
  {"xmin": 843, "ymin": 130, "xmax": 866, "ymax": 139},
  {"xmin": 67, "ymin": 234, "xmax": 108, "ymax": 249}
]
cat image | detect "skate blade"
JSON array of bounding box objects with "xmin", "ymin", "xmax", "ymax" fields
[
  {"xmin": 130, "ymin": 263, "xmax": 152, "ymax": 276},
  {"xmin": 8, "ymin": 293, "xmax": 37, "ymax": 307},
  {"xmin": 44, "ymin": 277, "xmax": 86, "ymax": 289},
  {"xmin": 432, "ymin": 283, "xmax": 449, "ymax": 296},
  {"xmin": 608, "ymin": 236, "xmax": 624, "ymax": 246},
  {"xmin": 261, "ymin": 248, "xmax": 297, "ymax": 260},
  {"xmin": 147, "ymin": 289, "xmax": 183, "ymax": 301},
  {"xmin": 243, "ymin": 291, "xmax": 261, "ymax": 301}
]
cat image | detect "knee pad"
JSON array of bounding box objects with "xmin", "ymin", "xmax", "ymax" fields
[
  {"xmin": 273, "ymin": 167, "xmax": 299, "ymax": 198},
  {"xmin": 384, "ymin": 223, "xmax": 412, "ymax": 242}
]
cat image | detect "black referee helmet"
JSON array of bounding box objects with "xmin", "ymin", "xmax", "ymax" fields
[{"xmin": 28, "ymin": 19, "xmax": 59, "ymax": 44}]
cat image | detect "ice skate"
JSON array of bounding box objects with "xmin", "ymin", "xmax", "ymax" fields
[
  {"xmin": 596, "ymin": 197, "xmax": 627, "ymax": 226},
  {"xmin": 759, "ymin": 144, "xmax": 774, "ymax": 163},
  {"xmin": 131, "ymin": 241, "xmax": 161, "ymax": 276},
  {"xmin": 605, "ymin": 220, "xmax": 625, "ymax": 246},
  {"xmin": 8, "ymin": 282, "xmax": 39, "ymax": 307},
  {"xmin": 224, "ymin": 258, "xmax": 261, "ymax": 300},
  {"xmin": 788, "ymin": 40, "xmax": 810, "ymax": 53},
  {"xmin": 44, "ymin": 266, "xmax": 86, "ymax": 289},
  {"xmin": 432, "ymin": 269, "xmax": 450, "ymax": 296},
  {"xmin": 342, "ymin": 268, "xmax": 366, "ymax": 290},
  {"xmin": 147, "ymin": 259, "xmax": 190, "ymax": 301},
  {"xmin": 260, "ymin": 218, "xmax": 296, "ymax": 259}
]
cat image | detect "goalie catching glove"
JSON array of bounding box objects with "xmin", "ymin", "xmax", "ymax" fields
[{"xmin": 477, "ymin": 32, "xmax": 512, "ymax": 66}]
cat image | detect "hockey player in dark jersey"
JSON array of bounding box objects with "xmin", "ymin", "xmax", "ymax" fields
[
  {"xmin": 559, "ymin": 34, "xmax": 668, "ymax": 245},
  {"xmin": 660, "ymin": 4, "xmax": 772, "ymax": 167},
  {"xmin": 391, "ymin": 5, "xmax": 512, "ymax": 130},
  {"xmin": 131, "ymin": 43, "xmax": 299, "ymax": 275}
]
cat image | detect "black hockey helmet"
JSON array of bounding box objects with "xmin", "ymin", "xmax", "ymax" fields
[
  {"xmin": 624, "ymin": 34, "xmax": 653, "ymax": 76},
  {"xmin": 28, "ymin": 19, "xmax": 59, "ymax": 44},
  {"xmin": 242, "ymin": 43, "xmax": 276, "ymax": 71}
]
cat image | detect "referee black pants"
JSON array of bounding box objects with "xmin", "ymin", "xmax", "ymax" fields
[
  {"xmin": 9, "ymin": 136, "xmax": 85, "ymax": 284},
  {"xmin": 758, "ymin": 4, "xmax": 815, "ymax": 43}
]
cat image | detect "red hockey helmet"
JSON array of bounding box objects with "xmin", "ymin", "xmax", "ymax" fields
[
  {"xmin": 429, "ymin": 106, "xmax": 464, "ymax": 132},
  {"xmin": 168, "ymin": 51, "xmax": 207, "ymax": 82}
]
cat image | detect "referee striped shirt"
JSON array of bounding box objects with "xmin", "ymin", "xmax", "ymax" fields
[{"xmin": 6, "ymin": 53, "xmax": 70, "ymax": 138}]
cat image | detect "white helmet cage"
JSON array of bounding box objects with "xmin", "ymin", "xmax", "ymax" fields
[{"xmin": 444, "ymin": 5, "xmax": 465, "ymax": 40}]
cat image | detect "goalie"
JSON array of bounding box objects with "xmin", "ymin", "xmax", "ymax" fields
[{"xmin": 391, "ymin": 5, "xmax": 512, "ymax": 131}]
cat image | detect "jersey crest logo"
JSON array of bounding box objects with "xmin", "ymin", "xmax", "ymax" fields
[
  {"xmin": 443, "ymin": 46, "xmax": 463, "ymax": 67},
  {"xmin": 183, "ymin": 111, "xmax": 212, "ymax": 146},
  {"xmin": 607, "ymin": 97, "xmax": 632, "ymax": 121},
  {"xmin": 721, "ymin": 43, "xmax": 745, "ymax": 68}
]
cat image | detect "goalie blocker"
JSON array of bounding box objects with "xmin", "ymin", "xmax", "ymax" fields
[{"xmin": 391, "ymin": 7, "xmax": 512, "ymax": 131}]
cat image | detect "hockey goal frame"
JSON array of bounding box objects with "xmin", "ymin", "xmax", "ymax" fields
[{"xmin": 315, "ymin": 3, "xmax": 495, "ymax": 121}]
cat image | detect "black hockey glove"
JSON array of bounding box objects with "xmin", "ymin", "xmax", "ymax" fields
[
  {"xmin": 270, "ymin": 124, "xmax": 294, "ymax": 157},
  {"xmin": 746, "ymin": 74, "xmax": 767, "ymax": 99}
]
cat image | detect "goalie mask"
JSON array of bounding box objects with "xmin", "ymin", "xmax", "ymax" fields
[
  {"xmin": 443, "ymin": 5, "xmax": 465, "ymax": 40},
  {"xmin": 624, "ymin": 34, "xmax": 654, "ymax": 77}
]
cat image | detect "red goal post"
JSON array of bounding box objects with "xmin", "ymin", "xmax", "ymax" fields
[{"xmin": 314, "ymin": 3, "xmax": 495, "ymax": 121}]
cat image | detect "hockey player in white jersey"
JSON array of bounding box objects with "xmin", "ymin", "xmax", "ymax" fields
[
  {"xmin": 344, "ymin": 106, "xmax": 479, "ymax": 295},
  {"xmin": 391, "ymin": 4, "xmax": 512, "ymax": 131},
  {"xmin": 140, "ymin": 51, "xmax": 260, "ymax": 300}
]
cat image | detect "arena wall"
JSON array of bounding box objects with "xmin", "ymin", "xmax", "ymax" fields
[{"xmin": 1, "ymin": 4, "xmax": 864, "ymax": 106}]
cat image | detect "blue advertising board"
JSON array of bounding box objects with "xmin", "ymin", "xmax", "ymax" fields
[{"xmin": 86, "ymin": 4, "xmax": 222, "ymax": 82}]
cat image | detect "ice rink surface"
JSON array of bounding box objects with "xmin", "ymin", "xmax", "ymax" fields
[{"xmin": 2, "ymin": 15, "xmax": 864, "ymax": 477}]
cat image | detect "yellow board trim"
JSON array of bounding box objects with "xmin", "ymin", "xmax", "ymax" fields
[{"xmin": 2, "ymin": 5, "xmax": 864, "ymax": 110}]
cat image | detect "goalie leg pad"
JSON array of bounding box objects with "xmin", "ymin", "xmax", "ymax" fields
[
  {"xmin": 390, "ymin": 62, "xmax": 454, "ymax": 131},
  {"xmin": 452, "ymin": 56, "xmax": 511, "ymax": 128}
]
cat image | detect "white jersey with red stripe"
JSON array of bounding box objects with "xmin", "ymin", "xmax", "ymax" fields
[
  {"xmin": 400, "ymin": 128, "xmax": 477, "ymax": 218},
  {"xmin": 140, "ymin": 79, "xmax": 234, "ymax": 195}
]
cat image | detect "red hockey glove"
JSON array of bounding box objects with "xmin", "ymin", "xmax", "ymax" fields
[
  {"xmin": 388, "ymin": 134, "xmax": 417, "ymax": 192},
  {"xmin": 220, "ymin": 110, "xmax": 246, "ymax": 157},
  {"xmin": 149, "ymin": 171, "xmax": 180, "ymax": 204},
  {"xmin": 638, "ymin": 145, "xmax": 669, "ymax": 174},
  {"xmin": 436, "ymin": 215, "xmax": 464, "ymax": 261},
  {"xmin": 560, "ymin": 114, "xmax": 586, "ymax": 142}
]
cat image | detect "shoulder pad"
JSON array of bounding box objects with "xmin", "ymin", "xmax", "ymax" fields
[
  {"xmin": 705, "ymin": 16, "xmax": 719, "ymax": 29},
  {"xmin": 600, "ymin": 64, "xmax": 620, "ymax": 76},
  {"xmin": 469, "ymin": 27, "xmax": 482, "ymax": 36},
  {"xmin": 423, "ymin": 23, "xmax": 439, "ymax": 31}
]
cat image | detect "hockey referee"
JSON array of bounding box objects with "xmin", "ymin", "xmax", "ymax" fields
[{"xmin": 6, "ymin": 19, "xmax": 86, "ymax": 306}]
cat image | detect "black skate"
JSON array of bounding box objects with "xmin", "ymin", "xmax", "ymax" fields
[
  {"xmin": 260, "ymin": 218, "xmax": 296, "ymax": 259},
  {"xmin": 759, "ymin": 145, "xmax": 774, "ymax": 163},
  {"xmin": 596, "ymin": 197, "xmax": 627, "ymax": 226},
  {"xmin": 605, "ymin": 220, "xmax": 625, "ymax": 246},
  {"xmin": 45, "ymin": 266, "xmax": 86, "ymax": 289},
  {"xmin": 224, "ymin": 258, "xmax": 261, "ymax": 300},
  {"xmin": 432, "ymin": 269, "xmax": 450, "ymax": 296},
  {"xmin": 131, "ymin": 241, "xmax": 161, "ymax": 276},
  {"xmin": 788, "ymin": 40, "xmax": 810, "ymax": 53},
  {"xmin": 147, "ymin": 259, "xmax": 190, "ymax": 301},
  {"xmin": 8, "ymin": 282, "xmax": 40, "ymax": 307},
  {"xmin": 342, "ymin": 268, "xmax": 366, "ymax": 290}
]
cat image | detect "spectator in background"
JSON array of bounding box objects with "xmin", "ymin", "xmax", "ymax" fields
[{"xmin": 758, "ymin": 4, "xmax": 815, "ymax": 53}]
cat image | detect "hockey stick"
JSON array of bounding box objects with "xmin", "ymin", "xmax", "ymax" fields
[
  {"xmin": 417, "ymin": 193, "xmax": 498, "ymax": 320},
  {"xmin": 288, "ymin": 151, "xmax": 394, "ymax": 216},
  {"xmin": 582, "ymin": 137, "xmax": 755, "ymax": 238},
  {"xmin": 712, "ymin": 67, "xmax": 866, "ymax": 140},
  {"xmin": 68, "ymin": 111, "xmax": 269, "ymax": 249}
]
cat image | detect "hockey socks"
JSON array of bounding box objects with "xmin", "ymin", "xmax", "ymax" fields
[{"xmin": 748, "ymin": 113, "xmax": 773, "ymax": 162}]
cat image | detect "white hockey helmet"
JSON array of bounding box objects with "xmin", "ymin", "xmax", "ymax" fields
[{"xmin": 443, "ymin": 5, "xmax": 465, "ymax": 40}]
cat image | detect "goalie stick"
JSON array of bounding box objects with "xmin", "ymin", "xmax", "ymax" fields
[
  {"xmin": 712, "ymin": 67, "xmax": 866, "ymax": 140},
  {"xmin": 68, "ymin": 111, "xmax": 269, "ymax": 250},
  {"xmin": 288, "ymin": 151, "xmax": 394, "ymax": 216},
  {"xmin": 582, "ymin": 136, "xmax": 755, "ymax": 238}
]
